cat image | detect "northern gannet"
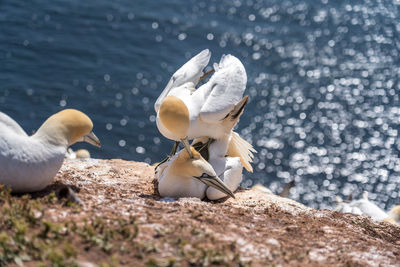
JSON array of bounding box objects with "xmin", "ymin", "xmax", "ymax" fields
[
  {"xmin": 155, "ymin": 49, "xmax": 248, "ymax": 158},
  {"xmin": 155, "ymin": 146, "xmax": 235, "ymax": 199},
  {"xmin": 348, "ymin": 192, "xmax": 389, "ymax": 221},
  {"xmin": 0, "ymin": 109, "xmax": 100, "ymax": 192},
  {"xmin": 191, "ymin": 95, "xmax": 255, "ymax": 200},
  {"xmin": 154, "ymin": 49, "xmax": 212, "ymax": 113},
  {"xmin": 336, "ymin": 192, "xmax": 400, "ymax": 224}
]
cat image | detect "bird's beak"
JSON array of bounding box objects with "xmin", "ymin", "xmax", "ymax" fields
[
  {"xmin": 181, "ymin": 137, "xmax": 193, "ymax": 158},
  {"xmin": 199, "ymin": 69, "xmax": 215, "ymax": 83},
  {"xmin": 83, "ymin": 131, "xmax": 101, "ymax": 147},
  {"xmin": 193, "ymin": 174, "xmax": 235, "ymax": 198}
]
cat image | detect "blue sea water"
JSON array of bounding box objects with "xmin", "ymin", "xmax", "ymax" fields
[{"xmin": 1, "ymin": 0, "xmax": 400, "ymax": 209}]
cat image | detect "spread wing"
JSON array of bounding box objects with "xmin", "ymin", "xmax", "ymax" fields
[
  {"xmin": 198, "ymin": 54, "xmax": 247, "ymax": 123},
  {"xmin": 154, "ymin": 49, "xmax": 211, "ymax": 112},
  {"xmin": 0, "ymin": 112, "xmax": 28, "ymax": 136}
]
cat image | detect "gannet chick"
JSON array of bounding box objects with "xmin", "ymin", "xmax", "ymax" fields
[
  {"xmin": 156, "ymin": 50, "xmax": 248, "ymax": 157},
  {"xmin": 0, "ymin": 109, "xmax": 101, "ymax": 192},
  {"xmin": 156, "ymin": 146, "xmax": 234, "ymax": 199}
]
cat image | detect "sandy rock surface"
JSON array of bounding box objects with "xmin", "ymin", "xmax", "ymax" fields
[{"xmin": 7, "ymin": 158, "xmax": 399, "ymax": 266}]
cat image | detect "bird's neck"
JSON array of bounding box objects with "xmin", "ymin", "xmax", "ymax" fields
[
  {"xmin": 209, "ymin": 132, "xmax": 231, "ymax": 159},
  {"xmin": 167, "ymin": 158, "xmax": 191, "ymax": 179},
  {"xmin": 33, "ymin": 122, "xmax": 69, "ymax": 147},
  {"xmin": 161, "ymin": 166, "xmax": 196, "ymax": 194}
]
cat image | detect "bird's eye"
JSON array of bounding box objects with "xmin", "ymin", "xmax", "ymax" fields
[{"xmin": 201, "ymin": 173, "xmax": 209, "ymax": 178}]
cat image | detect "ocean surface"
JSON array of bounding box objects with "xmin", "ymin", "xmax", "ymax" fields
[{"xmin": 1, "ymin": 0, "xmax": 400, "ymax": 209}]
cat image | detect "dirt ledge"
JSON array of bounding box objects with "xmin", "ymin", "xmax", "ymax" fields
[{"xmin": 1, "ymin": 158, "xmax": 400, "ymax": 266}]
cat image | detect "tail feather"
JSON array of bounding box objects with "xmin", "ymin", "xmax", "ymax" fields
[{"xmin": 227, "ymin": 132, "xmax": 256, "ymax": 172}]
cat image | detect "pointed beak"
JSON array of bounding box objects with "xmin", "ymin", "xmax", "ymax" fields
[
  {"xmin": 199, "ymin": 69, "xmax": 215, "ymax": 83},
  {"xmin": 83, "ymin": 131, "xmax": 101, "ymax": 147},
  {"xmin": 193, "ymin": 174, "xmax": 235, "ymax": 199}
]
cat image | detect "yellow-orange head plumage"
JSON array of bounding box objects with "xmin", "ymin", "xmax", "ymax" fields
[
  {"xmin": 36, "ymin": 109, "xmax": 95, "ymax": 146},
  {"xmin": 159, "ymin": 96, "xmax": 190, "ymax": 139}
]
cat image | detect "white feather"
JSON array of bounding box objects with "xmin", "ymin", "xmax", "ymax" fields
[
  {"xmin": 154, "ymin": 49, "xmax": 211, "ymax": 112},
  {"xmin": 156, "ymin": 52, "xmax": 248, "ymax": 142},
  {"xmin": 349, "ymin": 196, "xmax": 388, "ymax": 221},
  {"xmin": 194, "ymin": 136, "xmax": 244, "ymax": 200},
  {"xmin": 198, "ymin": 54, "xmax": 247, "ymax": 123},
  {"xmin": 206, "ymin": 156, "xmax": 242, "ymax": 200},
  {"xmin": 335, "ymin": 192, "xmax": 391, "ymax": 222},
  {"xmin": 0, "ymin": 112, "xmax": 28, "ymax": 136},
  {"xmin": 0, "ymin": 113, "xmax": 66, "ymax": 192}
]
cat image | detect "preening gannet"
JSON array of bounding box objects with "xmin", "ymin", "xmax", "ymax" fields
[
  {"xmin": 155, "ymin": 146, "xmax": 235, "ymax": 199},
  {"xmin": 0, "ymin": 109, "xmax": 100, "ymax": 192},
  {"xmin": 155, "ymin": 49, "xmax": 248, "ymax": 157}
]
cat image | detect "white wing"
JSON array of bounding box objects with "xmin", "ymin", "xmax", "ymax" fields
[
  {"xmin": 154, "ymin": 49, "xmax": 211, "ymax": 112},
  {"xmin": 0, "ymin": 112, "xmax": 28, "ymax": 136},
  {"xmin": 198, "ymin": 54, "xmax": 247, "ymax": 123},
  {"xmin": 350, "ymin": 199, "xmax": 388, "ymax": 221}
]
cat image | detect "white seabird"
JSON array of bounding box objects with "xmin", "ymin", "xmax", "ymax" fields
[
  {"xmin": 155, "ymin": 146, "xmax": 234, "ymax": 199},
  {"xmin": 0, "ymin": 109, "xmax": 100, "ymax": 192},
  {"xmin": 192, "ymin": 95, "xmax": 256, "ymax": 200},
  {"xmin": 336, "ymin": 192, "xmax": 400, "ymax": 225},
  {"xmin": 348, "ymin": 192, "xmax": 389, "ymax": 221},
  {"xmin": 155, "ymin": 49, "xmax": 248, "ymax": 157}
]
